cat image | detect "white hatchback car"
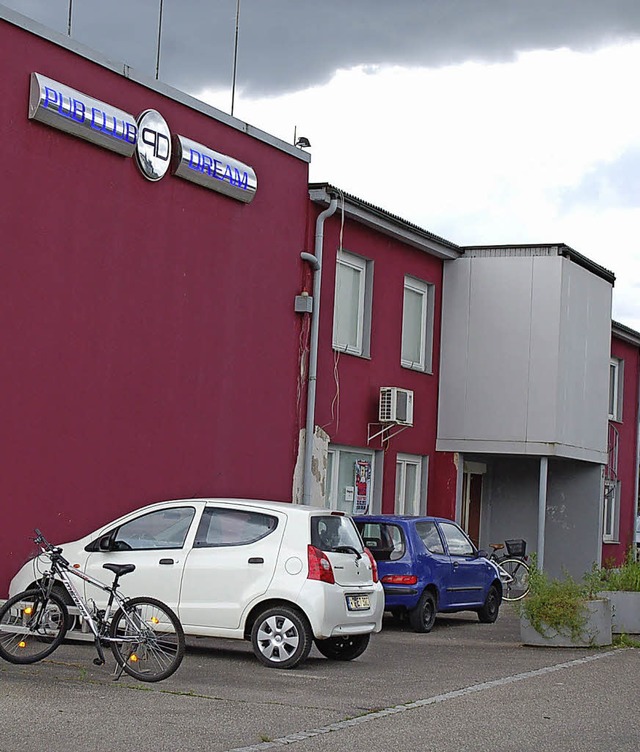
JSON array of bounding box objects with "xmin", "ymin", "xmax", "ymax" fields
[{"xmin": 9, "ymin": 499, "xmax": 384, "ymax": 669}]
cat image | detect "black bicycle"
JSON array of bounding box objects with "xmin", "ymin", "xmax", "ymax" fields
[
  {"xmin": 0, "ymin": 530, "xmax": 185, "ymax": 682},
  {"xmin": 488, "ymin": 538, "xmax": 530, "ymax": 602}
]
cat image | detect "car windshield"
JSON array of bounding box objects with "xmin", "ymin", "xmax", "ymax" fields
[
  {"xmin": 311, "ymin": 515, "xmax": 363, "ymax": 554},
  {"xmin": 355, "ymin": 521, "xmax": 405, "ymax": 561}
]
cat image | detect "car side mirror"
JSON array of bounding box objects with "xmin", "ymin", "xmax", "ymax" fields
[
  {"xmin": 476, "ymin": 549, "xmax": 489, "ymax": 558},
  {"xmin": 98, "ymin": 534, "xmax": 113, "ymax": 552}
]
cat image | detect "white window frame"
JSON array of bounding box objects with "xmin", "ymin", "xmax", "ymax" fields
[
  {"xmin": 395, "ymin": 453, "xmax": 427, "ymax": 515},
  {"xmin": 332, "ymin": 250, "xmax": 372, "ymax": 357},
  {"xmin": 401, "ymin": 276, "xmax": 435, "ymax": 373},
  {"xmin": 608, "ymin": 358, "xmax": 623, "ymax": 421},
  {"xmin": 603, "ymin": 479, "xmax": 619, "ymax": 542},
  {"xmin": 326, "ymin": 445, "xmax": 377, "ymax": 514}
]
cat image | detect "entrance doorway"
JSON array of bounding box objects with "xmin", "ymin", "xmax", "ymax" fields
[{"xmin": 461, "ymin": 462, "xmax": 485, "ymax": 547}]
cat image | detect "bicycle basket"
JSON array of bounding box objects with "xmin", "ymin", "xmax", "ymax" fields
[{"xmin": 505, "ymin": 539, "xmax": 526, "ymax": 557}]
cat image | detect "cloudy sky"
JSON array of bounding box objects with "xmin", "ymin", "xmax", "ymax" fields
[{"xmin": 7, "ymin": 0, "xmax": 640, "ymax": 330}]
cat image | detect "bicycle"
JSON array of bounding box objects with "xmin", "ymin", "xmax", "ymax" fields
[
  {"xmin": 488, "ymin": 538, "xmax": 530, "ymax": 602},
  {"xmin": 0, "ymin": 529, "xmax": 185, "ymax": 682}
]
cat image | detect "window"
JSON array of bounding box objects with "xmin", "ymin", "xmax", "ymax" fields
[
  {"xmin": 439, "ymin": 521, "xmax": 475, "ymax": 557},
  {"xmin": 311, "ymin": 515, "xmax": 363, "ymax": 553},
  {"xmin": 415, "ymin": 521, "xmax": 445, "ymax": 554},
  {"xmin": 112, "ymin": 507, "xmax": 195, "ymax": 550},
  {"xmin": 194, "ymin": 508, "xmax": 278, "ymax": 547},
  {"xmin": 603, "ymin": 479, "xmax": 619, "ymax": 542},
  {"xmin": 608, "ymin": 358, "xmax": 623, "ymax": 421},
  {"xmin": 327, "ymin": 446, "xmax": 376, "ymax": 514},
  {"xmin": 333, "ymin": 250, "xmax": 372, "ymax": 356},
  {"xmin": 395, "ymin": 453, "xmax": 426, "ymax": 515},
  {"xmin": 356, "ymin": 522, "xmax": 405, "ymax": 561},
  {"xmin": 401, "ymin": 276, "xmax": 435, "ymax": 372}
]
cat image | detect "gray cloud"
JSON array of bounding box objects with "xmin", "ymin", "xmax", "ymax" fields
[
  {"xmin": 559, "ymin": 149, "xmax": 640, "ymax": 210},
  {"xmin": 6, "ymin": 0, "xmax": 640, "ymax": 98}
]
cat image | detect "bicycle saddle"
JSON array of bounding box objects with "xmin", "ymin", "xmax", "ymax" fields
[
  {"xmin": 489, "ymin": 543, "xmax": 505, "ymax": 551},
  {"xmin": 103, "ymin": 563, "xmax": 136, "ymax": 576}
]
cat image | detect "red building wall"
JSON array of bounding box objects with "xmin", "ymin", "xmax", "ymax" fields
[
  {"xmin": 606, "ymin": 332, "xmax": 640, "ymax": 564},
  {"xmin": 0, "ymin": 18, "xmax": 310, "ymax": 595},
  {"xmin": 309, "ymin": 206, "xmax": 457, "ymax": 514}
]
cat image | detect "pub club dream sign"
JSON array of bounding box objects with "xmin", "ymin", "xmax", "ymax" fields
[{"xmin": 28, "ymin": 72, "xmax": 258, "ymax": 203}]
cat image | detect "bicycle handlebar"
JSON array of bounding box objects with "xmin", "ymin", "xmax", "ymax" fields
[{"xmin": 33, "ymin": 528, "xmax": 70, "ymax": 567}]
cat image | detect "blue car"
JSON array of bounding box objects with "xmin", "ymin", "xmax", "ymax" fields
[{"xmin": 353, "ymin": 515, "xmax": 503, "ymax": 633}]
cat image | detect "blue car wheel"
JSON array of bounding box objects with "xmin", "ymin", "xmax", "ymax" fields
[
  {"xmin": 409, "ymin": 590, "xmax": 437, "ymax": 633},
  {"xmin": 477, "ymin": 585, "xmax": 500, "ymax": 623}
]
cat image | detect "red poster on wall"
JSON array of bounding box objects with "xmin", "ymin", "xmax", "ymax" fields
[{"xmin": 354, "ymin": 460, "xmax": 371, "ymax": 514}]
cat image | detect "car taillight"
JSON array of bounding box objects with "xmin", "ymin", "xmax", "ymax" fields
[
  {"xmin": 381, "ymin": 574, "xmax": 418, "ymax": 585},
  {"xmin": 307, "ymin": 545, "xmax": 335, "ymax": 584},
  {"xmin": 364, "ymin": 547, "xmax": 378, "ymax": 583}
]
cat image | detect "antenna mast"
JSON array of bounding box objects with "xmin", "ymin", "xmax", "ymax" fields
[{"xmin": 231, "ymin": 0, "xmax": 241, "ymax": 116}]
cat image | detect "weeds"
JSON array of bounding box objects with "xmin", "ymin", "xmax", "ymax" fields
[
  {"xmin": 586, "ymin": 548, "xmax": 640, "ymax": 592},
  {"xmin": 516, "ymin": 555, "xmax": 591, "ymax": 641}
]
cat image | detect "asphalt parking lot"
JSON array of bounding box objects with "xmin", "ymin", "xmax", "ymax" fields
[{"xmin": 2, "ymin": 605, "xmax": 639, "ymax": 752}]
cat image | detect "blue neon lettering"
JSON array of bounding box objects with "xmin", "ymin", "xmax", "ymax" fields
[
  {"xmin": 201, "ymin": 155, "xmax": 213, "ymax": 175},
  {"xmin": 124, "ymin": 122, "xmax": 138, "ymax": 144},
  {"xmin": 44, "ymin": 88, "xmax": 86, "ymax": 125},
  {"xmin": 90, "ymin": 107, "xmax": 105, "ymax": 131},
  {"xmin": 185, "ymin": 147, "xmax": 249, "ymax": 190},
  {"xmin": 188, "ymin": 148, "xmax": 201, "ymax": 170},
  {"xmin": 104, "ymin": 114, "xmax": 117, "ymax": 137},
  {"xmin": 70, "ymin": 99, "xmax": 85, "ymax": 124},
  {"xmin": 211, "ymin": 159, "xmax": 223, "ymax": 179},
  {"xmin": 89, "ymin": 108, "xmax": 130, "ymax": 141},
  {"xmin": 43, "ymin": 86, "xmax": 59, "ymax": 110},
  {"xmin": 58, "ymin": 94, "xmax": 73, "ymax": 119}
]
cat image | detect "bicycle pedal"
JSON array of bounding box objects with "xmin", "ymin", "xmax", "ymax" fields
[{"xmin": 93, "ymin": 657, "xmax": 105, "ymax": 666}]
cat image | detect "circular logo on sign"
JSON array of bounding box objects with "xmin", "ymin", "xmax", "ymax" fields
[{"xmin": 135, "ymin": 109, "xmax": 172, "ymax": 181}]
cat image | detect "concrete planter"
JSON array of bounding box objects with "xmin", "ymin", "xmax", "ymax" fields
[
  {"xmin": 598, "ymin": 591, "xmax": 640, "ymax": 634},
  {"xmin": 520, "ymin": 598, "xmax": 612, "ymax": 647}
]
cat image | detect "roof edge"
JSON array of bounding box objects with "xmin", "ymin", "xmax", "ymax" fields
[
  {"xmin": 612, "ymin": 320, "xmax": 640, "ymax": 347},
  {"xmin": 463, "ymin": 243, "xmax": 615, "ymax": 285},
  {"xmin": 309, "ymin": 182, "xmax": 461, "ymax": 260},
  {"xmin": 1, "ymin": 5, "xmax": 310, "ymax": 163}
]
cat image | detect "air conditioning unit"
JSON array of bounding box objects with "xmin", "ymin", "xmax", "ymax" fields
[{"xmin": 379, "ymin": 387, "xmax": 414, "ymax": 426}]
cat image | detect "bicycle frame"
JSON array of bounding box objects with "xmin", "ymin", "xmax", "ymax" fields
[
  {"xmin": 492, "ymin": 560, "xmax": 514, "ymax": 586},
  {"xmin": 41, "ymin": 556, "xmax": 125, "ymax": 643},
  {"xmin": 35, "ymin": 550, "xmax": 154, "ymax": 654},
  {"xmin": 0, "ymin": 531, "xmax": 185, "ymax": 682}
]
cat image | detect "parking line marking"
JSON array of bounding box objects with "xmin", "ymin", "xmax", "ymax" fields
[{"xmin": 225, "ymin": 650, "xmax": 623, "ymax": 752}]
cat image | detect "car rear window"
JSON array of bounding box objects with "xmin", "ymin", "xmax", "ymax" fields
[
  {"xmin": 355, "ymin": 522, "xmax": 405, "ymax": 561},
  {"xmin": 311, "ymin": 515, "xmax": 363, "ymax": 554}
]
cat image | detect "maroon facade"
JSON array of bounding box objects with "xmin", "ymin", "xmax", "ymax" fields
[
  {"xmin": 307, "ymin": 195, "xmax": 458, "ymax": 517},
  {"xmin": 606, "ymin": 325, "xmax": 640, "ymax": 565},
  {"xmin": 0, "ymin": 16, "xmax": 310, "ymax": 595},
  {"xmin": 2, "ymin": 10, "xmax": 637, "ymax": 598}
]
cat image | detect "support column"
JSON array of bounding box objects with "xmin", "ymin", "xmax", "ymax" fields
[{"xmin": 537, "ymin": 456, "xmax": 548, "ymax": 569}]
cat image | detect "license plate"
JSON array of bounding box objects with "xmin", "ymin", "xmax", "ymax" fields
[{"xmin": 346, "ymin": 594, "xmax": 370, "ymax": 611}]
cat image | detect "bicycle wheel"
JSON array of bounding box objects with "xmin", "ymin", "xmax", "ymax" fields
[
  {"xmin": 109, "ymin": 597, "xmax": 185, "ymax": 682},
  {"xmin": 0, "ymin": 589, "xmax": 68, "ymax": 664},
  {"xmin": 501, "ymin": 558, "xmax": 530, "ymax": 601}
]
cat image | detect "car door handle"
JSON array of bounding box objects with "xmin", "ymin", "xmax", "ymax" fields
[
  {"xmin": 248, "ymin": 557, "xmax": 264, "ymax": 564},
  {"xmin": 453, "ymin": 561, "xmax": 459, "ymax": 568},
  {"xmin": 159, "ymin": 558, "xmax": 174, "ymax": 565}
]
